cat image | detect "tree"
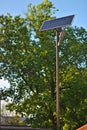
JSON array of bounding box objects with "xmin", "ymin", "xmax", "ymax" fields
[
  {"xmin": 1, "ymin": 102, "xmax": 14, "ymax": 116},
  {"xmin": 0, "ymin": 0, "xmax": 57, "ymax": 129},
  {"xmin": 0, "ymin": 0, "xmax": 87, "ymax": 129},
  {"xmin": 60, "ymin": 26, "xmax": 87, "ymax": 130}
]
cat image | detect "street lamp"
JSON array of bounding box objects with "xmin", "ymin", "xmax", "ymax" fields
[{"xmin": 40, "ymin": 15, "xmax": 75, "ymax": 130}]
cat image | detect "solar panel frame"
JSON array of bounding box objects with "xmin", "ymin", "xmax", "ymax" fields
[{"xmin": 40, "ymin": 15, "xmax": 75, "ymax": 31}]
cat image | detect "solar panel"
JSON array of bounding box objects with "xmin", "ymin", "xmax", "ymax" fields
[{"xmin": 40, "ymin": 15, "xmax": 75, "ymax": 31}]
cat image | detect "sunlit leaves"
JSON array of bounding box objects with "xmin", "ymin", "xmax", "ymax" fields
[{"xmin": 0, "ymin": 0, "xmax": 87, "ymax": 129}]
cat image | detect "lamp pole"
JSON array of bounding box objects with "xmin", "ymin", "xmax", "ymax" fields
[
  {"xmin": 39, "ymin": 14, "xmax": 74, "ymax": 130},
  {"xmin": 56, "ymin": 29, "xmax": 63, "ymax": 130}
]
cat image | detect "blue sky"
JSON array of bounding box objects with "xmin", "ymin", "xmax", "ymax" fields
[
  {"xmin": 0, "ymin": 0, "xmax": 87, "ymax": 29},
  {"xmin": 0, "ymin": 0, "xmax": 87, "ymax": 87}
]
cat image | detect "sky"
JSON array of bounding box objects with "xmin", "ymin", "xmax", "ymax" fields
[
  {"xmin": 0, "ymin": 0, "xmax": 87, "ymax": 29},
  {"xmin": 0, "ymin": 0, "xmax": 87, "ymax": 88}
]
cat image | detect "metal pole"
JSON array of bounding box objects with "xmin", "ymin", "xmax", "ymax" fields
[{"xmin": 56, "ymin": 30, "xmax": 60, "ymax": 130}]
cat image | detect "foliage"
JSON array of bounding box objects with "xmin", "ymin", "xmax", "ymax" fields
[
  {"xmin": 0, "ymin": 0, "xmax": 87, "ymax": 130},
  {"xmin": 59, "ymin": 26, "xmax": 87, "ymax": 130},
  {"xmin": 2, "ymin": 116, "xmax": 25, "ymax": 125}
]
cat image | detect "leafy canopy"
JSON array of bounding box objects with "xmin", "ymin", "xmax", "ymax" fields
[{"xmin": 0, "ymin": 0, "xmax": 87, "ymax": 129}]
